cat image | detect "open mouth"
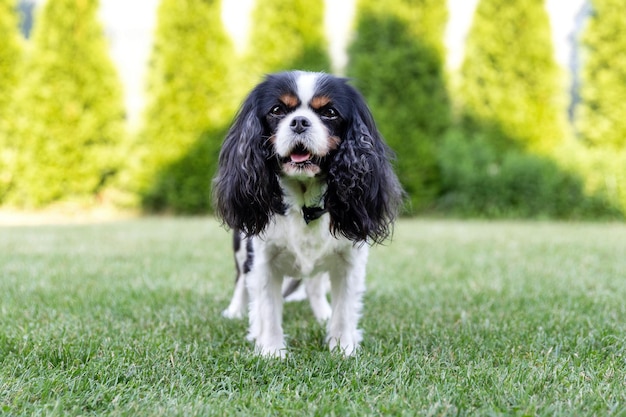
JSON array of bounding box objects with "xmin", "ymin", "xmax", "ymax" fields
[
  {"xmin": 284, "ymin": 144, "xmax": 314, "ymax": 165},
  {"xmin": 281, "ymin": 144, "xmax": 323, "ymax": 176}
]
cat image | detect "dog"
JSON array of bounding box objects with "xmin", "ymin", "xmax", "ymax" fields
[{"xmin": 213, "ymin": 71, "xmax": 403, "ymax": 357}]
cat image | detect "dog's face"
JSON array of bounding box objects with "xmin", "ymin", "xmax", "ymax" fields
[
  {"xmin": 214, "ymin": 71, "xmax": 403, "ymax": 242},
  {"xmin": 263, "ymin": 72, "xmax": 344, "ymax": 178}
]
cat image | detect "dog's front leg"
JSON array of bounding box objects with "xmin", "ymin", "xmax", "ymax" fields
[
  {"xmin": 246, "ymin": 257, "xmax": 286, "ymax": 358},
  {"xmin": 327, "ymin": 245, "xmax": 368, "ymax": 356}
]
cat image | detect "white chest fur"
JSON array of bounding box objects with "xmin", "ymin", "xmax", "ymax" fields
[
  {"xmin": 251, "ymin": 177, "xmax": 360, "ymax": 277},
  {"xmin": 261, "ymin": 209, "xmax": 352, "ymax": 276}
]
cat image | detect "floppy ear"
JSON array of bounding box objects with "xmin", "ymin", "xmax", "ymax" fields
[
  {"xmin": 213, "ymin": 90, "xmax": 284, "ymax": 236},
  {"xmin": 325, "ymin": 96, "xmax": 404, "ymax": 244}
]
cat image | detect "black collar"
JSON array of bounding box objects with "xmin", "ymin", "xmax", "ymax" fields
[{"xmin": 302, "ymin": 205, "xmax": 327, "ymax": 224}]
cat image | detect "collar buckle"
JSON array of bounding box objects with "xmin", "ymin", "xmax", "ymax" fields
[{"xmin": 302, "ymin": 205, "xmax": 327, "ymax": 224}]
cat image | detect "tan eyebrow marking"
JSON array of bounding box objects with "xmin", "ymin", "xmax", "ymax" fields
[
  {"xmin": 310, "ymin": 95, "xmax": 332, "ymax": 110},
  {"xmin": 279, "ymin": 93, "xmax": 299, "ymax": 108}
]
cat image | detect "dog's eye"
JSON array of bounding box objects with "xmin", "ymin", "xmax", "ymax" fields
[
  {"xmin": 270, "ymin": 105, "xmax": 286, "ymax": 117},
  {"xmin": 320, "ymin": 107, "xmax": 338, "ymax": 120}
]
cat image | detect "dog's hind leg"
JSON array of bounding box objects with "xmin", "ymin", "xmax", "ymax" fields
[
  {"xmin": 306, "ymin": 273, "xmax": 332, "ymax": 323},
  {"xmin": 247, "ymin": 263, "xmax": 286, "ymax": 358},
  {"xmin": 222, "ymin": 231, "xmax": 251, "ymax": 319}
]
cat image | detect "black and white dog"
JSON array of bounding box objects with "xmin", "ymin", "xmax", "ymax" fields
[{"xmin": 213, "ymin": 71, "xmax": 403, "ymax": 357}]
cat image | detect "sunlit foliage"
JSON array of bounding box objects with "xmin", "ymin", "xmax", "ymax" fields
[
  {"xmin": 5, "ymin": 0, "xmax": 125, "ymax": 207},
  {"xmin": 348, "ymin": 0, "xmax": 450, "ymax": 212},
  {"xmin": 131, "ymin": 0, "xmax": 236, "ymax": 213}
]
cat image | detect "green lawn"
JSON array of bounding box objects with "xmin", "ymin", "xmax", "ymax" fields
[{"xmin": 1, "ymin": 218, "xmax": 625, "ymax": 416}]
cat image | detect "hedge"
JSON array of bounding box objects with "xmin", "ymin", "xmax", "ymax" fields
[
  {"xmin": 571, "ymin": 0, "xmax": 626, "ymax": 213},
  {"xmin": 347, "ymin": 0, "xmax": 450, "ymax": 213},
  {"xmin": 440, "ymin": 0, "xmax": 621, "ymax": 218},
  {"xmin": 3, "ymin": 0, "xmax": 125, "ymax": 207},
  {"xmin": 245, "ymin": 0, "xmax": 331, "ymax": 82},
  {"xmin": 0, "ymin": 0, "xmax": 21, "ymax": 128},
  {"xmin": 576, "ymin": 0, "xmax": 626, "ymax": 149},
  {"xmin": 458, "ymin": 0, "xmax": 566, "ymax": 154},
  {"xmin": 1, "ymin": 0, "xmax": 624, "ymax": 219},
  {"xmin": 437, "ymin": 131, "xmax": 621, "ymax": 219},
  {"xmin": 130, "ymin": 0, "xmax": 237, "ymax": 213},
  {"xmin": 0, "ymin": 0, "xmax": 22, "ymax": 200}
]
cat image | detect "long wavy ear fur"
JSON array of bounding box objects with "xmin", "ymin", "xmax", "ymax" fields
[
  {"xmin": 325, "ymin": 90, "xmax": 404, "ymax": 244},
  {"xmin": 212, "ymin": 88, "xmax": 284, "ymax": 236}
]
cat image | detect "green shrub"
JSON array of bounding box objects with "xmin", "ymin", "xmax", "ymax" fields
[
  {"xmin": 576, "ymin": 0, "xmax": 626, "ymax": 149},
  {"xmin": 438, "ymin": 131, "xmax": 621, "ymax": 219},
  {"xmin": 436, "ymin": 0, "xmax": 609, "ymax": 219},
  {"xmin": 0, "ymin": 0, "xmax": 22, "ymax": 200},
  {"xmin": 4, "ymin": 0, "xmax": 125, "ymax": 207},
  {"xmin": 347, "ymin": 0, "xmax": 450, "ymax": 213},
  {"xmin": 571, "ymin": 0, "xmax": 626, "ymax": 215},
  {"xmin": 459, "ymin": 0, "xmax": 566, "ymax": 154},
  {"xmin": 0, "ymin": 0, "xmax": 21, "ymax": 127},
  {"xmin": 245, "ymin": 0, "xmax": 330, "ymax": 84},
  {"xmin": 130, "ymin": 0, "xmax": 236, "ymax": 213},
  {"xmin": 558, "ymin": 141, "xmax": 626, "ymax": 217}
]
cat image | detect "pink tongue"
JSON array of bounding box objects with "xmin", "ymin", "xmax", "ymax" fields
[{"xmin": 290, "ymin": 152, "xmax": 311, "ymax": 163}]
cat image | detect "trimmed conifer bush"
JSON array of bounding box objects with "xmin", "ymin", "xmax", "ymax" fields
[
  {"xmin": 439, "ymin": 0, "xmax": 623, "ymax": 219},
  {"xmin": 458, "ymin": 0, "xmax": 566, "ymax": 154},
  {"xmin": 0, "ymin": 0, "xmax": 21, "ymax": 126},
  {"xmin": 347, "ymin": 0, "xmax": 450, "ymax": 212},
  {"xmin": 576, "ymin": 0, "xmax": 626, "ymax": 149},
  {"xmin": 131, "ymin": 0, "xmax": 236, "ymax": 213},
  {"xmin": 0, "ymin": 0, "xmax": 23, "ymax": 200},
  {"xmin": 572, "ymin": 0, "xmax": 626, "ymax": 215},
  {"xmin": 244, "ymin": 0, "xmax": 330, "ymax": 85},
  {"xmin": 5, "ymin": 0, "xmax": 125, "ymax": 207}
]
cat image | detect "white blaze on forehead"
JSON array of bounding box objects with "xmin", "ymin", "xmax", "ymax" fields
[
  {"xmin": 295, "ymin": 72, "xmax": 321, "ymax": 107},
  {"xmin": 274, "ymin": 72, "xmax": 331, "ymax": 160}
]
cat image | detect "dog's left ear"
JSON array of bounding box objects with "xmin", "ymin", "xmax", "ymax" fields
[{"xmin": 325, "ymin": 91, "xmax": 404, "ymax": 244}]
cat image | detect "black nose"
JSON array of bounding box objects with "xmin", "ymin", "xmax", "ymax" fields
[{"xmin": 290, "ymin": 116, "xmax": 311, "ymax": 134}]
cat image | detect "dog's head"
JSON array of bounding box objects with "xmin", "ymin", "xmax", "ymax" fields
[{"xmin": 213, "ymin": 71, "xmax": 403, "ymax": 243}]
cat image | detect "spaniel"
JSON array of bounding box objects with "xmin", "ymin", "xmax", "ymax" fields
[{"xmin": 214, "ymin": 71, "xmax": 403, "ymax": 357}]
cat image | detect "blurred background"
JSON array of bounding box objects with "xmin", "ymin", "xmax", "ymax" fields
[{"xmin": 0, "ymin": 0, "xmax": 624, "ymax": 219}]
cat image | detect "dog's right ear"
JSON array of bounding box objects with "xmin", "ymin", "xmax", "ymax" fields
[{"xmin": 213, "ymin": 87, "xmax": 284, "ymax": 236}]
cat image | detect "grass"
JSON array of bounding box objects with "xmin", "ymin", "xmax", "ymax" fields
[{"xmin": 1, "ymin": 218, "xmax": 625, "ymax": 416}]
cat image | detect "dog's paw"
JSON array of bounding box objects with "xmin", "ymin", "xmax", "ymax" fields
[
  {"xmin": 313, "ymin": 302, "xmax": 332, "ymax": 324},
  {"xmin": 255, "ymin": 342, "xmax": 287, "ymax": 359},
  {"xmin": 327, "ymin": 331, "xmax": 362, "ymax": 357},
  {"xmin": 222, "ymin": 306, "xmax": 246, "ymax": 319}
]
